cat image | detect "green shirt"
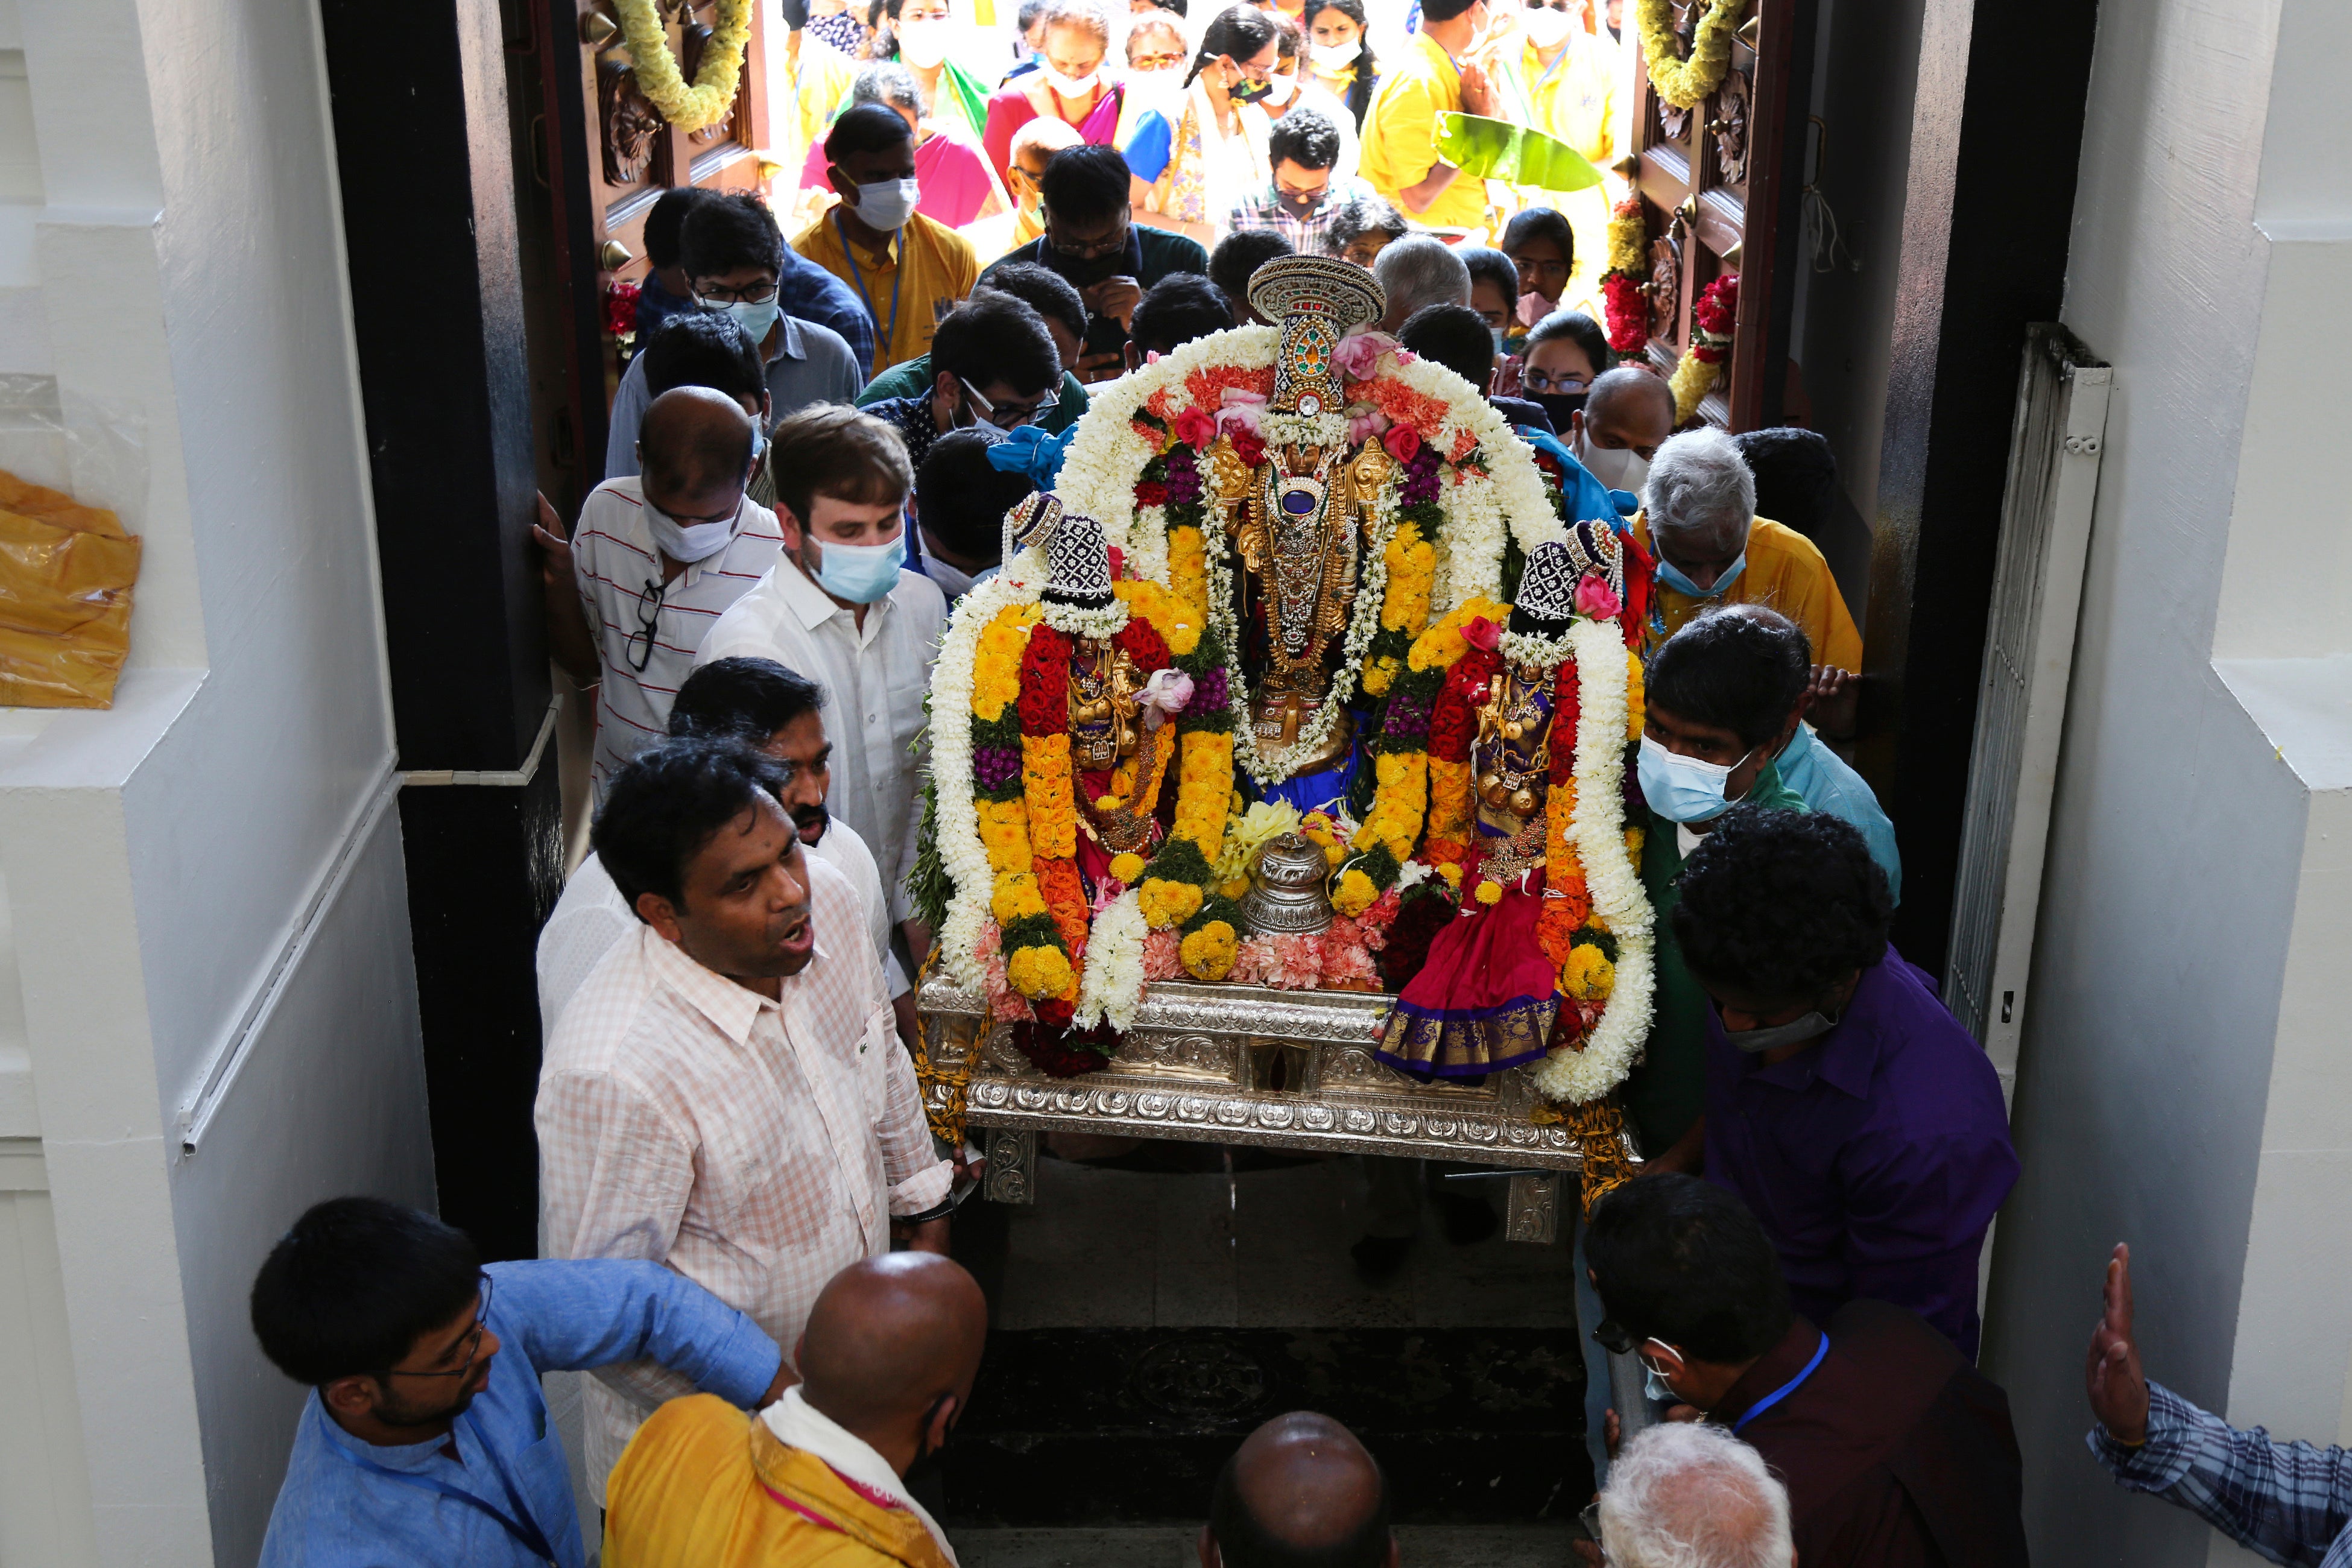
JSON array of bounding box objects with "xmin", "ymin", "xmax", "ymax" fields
[
  {"xmin": 855, "ymin": 353, "xmax": 1090, "ymax": 437},
  {"xmin": 1621, "ymin": 762, "xmax": 1808, "ymax": 1160}
]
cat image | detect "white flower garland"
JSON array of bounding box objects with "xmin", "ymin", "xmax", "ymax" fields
[
  {"xmin": 1073, "ymin": 887, "xmax": 1149, "ymax": 1032},
  {"xmin": 929, "ymin": 572, "xmax": 1028, "ymax": 990},
  {"xmin": 1534, "ymin": 618, "xmax": 1657, "ymax": 1105},
  {"xmin": 1497, "ymin": 627, "xmax": 1576, "ymax": 672},
  {"xmin": 1038, "ymin": 597, "xmax": 1130, "ymax": 640}
]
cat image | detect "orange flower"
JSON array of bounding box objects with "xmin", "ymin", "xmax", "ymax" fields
[{"xmin": 1036, "ymin": 855, "xmax": 1090, "ymax": 957}]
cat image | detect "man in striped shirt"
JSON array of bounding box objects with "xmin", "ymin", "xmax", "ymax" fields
[{"xmin": 539, "ymin": 387, "xmax": 784, "ymax": 799}]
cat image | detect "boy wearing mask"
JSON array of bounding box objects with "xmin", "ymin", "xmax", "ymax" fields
[{"xmin": 794, "ymin": 104, "xmax": 981, "ymax": 373}]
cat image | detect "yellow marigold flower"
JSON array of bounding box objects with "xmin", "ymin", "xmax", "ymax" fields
[
  {"xmin": 1625, "ymin": 826, "xmax": 1645, "ymax": 858},
  {"xmin": 1333, "ymin": 868, "xmax": 1377, "ymax": 916},
  {"xmin": 1324, "ymin": 841, "xmax": 1345, "ymax": 865},
  {"xmin": 990, "ymin": 870, "xmax": 1048, "ymax": 924},
  {"xmin": 1007, "ymin": 944, "xmax": 1073, "ymax": 999},
  {"xmin": 1139, "ymin": 877, "xmax": 1204, "ymax": 928},
  {"xmin": 1475, "ymin": 879, "xmax": 1503, "ymax": 905},
  {"xmin": 1562, "ymin": 944, "xmax": 1616, "ymax": 1001},
  {"xmin": 1624, "ymin": 648, "xmax": 1645, "ymax": 741},
  {"xmin": 1363, "ymin": 656, "xmax": 1399, "ymax": 696},
  {"xmin": 1109, "ymin": 852, "xmax": 1146, "ymax": 884},
  {"xmin": 1180, "ymin": 922, "xmax": 1238, "ymax": 981},
  {"xmin": 1220, "ymin": 877, "xmax": 1250, "ymax": 900},
  {"xmin": 1438, "ymin": 861, "xmax": 1463, "ymax": 888},
  {"xmin": 978, "ymin": 800, "xmax": 1032, "ymax": 873},
  {"xmin": 1096, "ymin": 793, "xmax": 1126, "ymax": 813}
]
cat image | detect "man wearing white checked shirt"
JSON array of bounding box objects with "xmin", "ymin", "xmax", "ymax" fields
[{"xmin": 536, "ymin": 735, "xmax": 954, "ymax": 1505}]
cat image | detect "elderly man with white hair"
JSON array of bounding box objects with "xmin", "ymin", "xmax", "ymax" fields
[
  {"xmin": 1633, "ymin": 425, "xmax": 1864, "ymax": 736},
  {"xmin": 1372, "ymin": 234, "xmax": 1472, "ymax": 334},
  {"xmin": 1593, "ymin": 1423, "xmax": 1795, "ymax": 1568}
]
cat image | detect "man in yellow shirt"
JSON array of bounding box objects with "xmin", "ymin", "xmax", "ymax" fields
[
  {"xmin": 795, "ymin": 104, "xmax": 981, "ymax": 374},
  {"xmin": 1359, "ymin": 0, "xmax": 1499, "ymax": 233},
  {"xmin": 1497, "ymin": 0, "xmax": 1620, "ymax": 314},
  {"xmin": 604, "ymin": 1252, "xmax": 987, "ymax": 1568},
  {"xmin": 1633, "ymin": 425, "xmax": 1863, "ymax": 732}
]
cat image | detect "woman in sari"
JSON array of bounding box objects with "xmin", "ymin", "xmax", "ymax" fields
[
  {"xmin": 979, "ymin": 0, "xmax": 1128, "ymax": 186},
  {"xmin": 1303, "ymin": 0, "xmax": 1379, "ymax": 130},
  {"xmin": 868, "ymin": 0, "xmax": 995, "ymax": 146},
  {"xmin": 1120, "ymin": 6, "xmax": 1279, "ymax": 247}
]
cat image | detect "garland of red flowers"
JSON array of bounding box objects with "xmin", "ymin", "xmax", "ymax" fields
[
  {"xmin": 1599, "ymin": 195, "xmax": 1649, "ymax": 359},
  {"xmin": 1016, "ymin": 625, "xmax": 1084, "ymax": 1028},
  {"xmin": 1668, "ymin": 273, "xmax": 1740, "ymax": 423}
]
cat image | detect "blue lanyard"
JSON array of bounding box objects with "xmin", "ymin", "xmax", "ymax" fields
[
  {"xmin": 1730, "ymin": 1331, "xmax": 1830, "ymax": 1434},
  {"xmin": 327, "ymin": 1418, "xmax": 557, "ymax": 1563},
  {"xmin": 836, "ymin": 210, "xmax": 902, "ymax": 355}
]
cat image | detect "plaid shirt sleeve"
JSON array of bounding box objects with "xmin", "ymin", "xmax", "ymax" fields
[{"xmin": 2088, "ymin": 1381, "xmax": 2352, "ymax": 1566}]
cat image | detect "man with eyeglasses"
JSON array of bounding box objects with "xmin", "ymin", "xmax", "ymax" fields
[
  {"xmin": 858, "ymin": 290, "xmax": 1066, "ymax": 476},
  {"xmin": 1579, "ymin": 1174, "xmax": 2026, "ymax": 1566},
  {"xmin": 984, "ymin": 144, "xmax": 1210, "ymax": 383},
  {"xmin": 604, "ymin": 192, "xmax": 870, "ymax": 483},
  {"xmin": 548, "ymin": 387, "xmax": 783, "ymax": 801},
  {"xmin": 252, "ymin": 1195, "xmax": 791, "ymax": 1568}
]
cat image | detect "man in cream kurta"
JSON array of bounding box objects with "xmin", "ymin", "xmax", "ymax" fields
[{"xmin": 537, "ymin": 850, "xmax": 952, "ymax": 1499}]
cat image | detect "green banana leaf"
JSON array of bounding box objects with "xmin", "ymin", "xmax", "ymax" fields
[{"xmin": 1436, "ymin": 113, "xmax": 1604, "ymax": 192}]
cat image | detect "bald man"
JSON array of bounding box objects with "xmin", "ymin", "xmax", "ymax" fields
[
  {"xmin": 1204, "ymin": 1413, "xmax": 1397, "ymax": 1568},
  {"xmin": 535, "ymin": 384, "xmax": 786, "ymax": 798},
  {"xmin": 1567, "ymin": 366, "xmax": 1677, "ymax": 498},
  {"xmin": 604, "ymin": 1253, "xmax": 988, "ymax": 1568}
]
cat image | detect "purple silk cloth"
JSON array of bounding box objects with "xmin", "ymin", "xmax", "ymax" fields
[{"xmin": 1702, "ymin": 948, "xmax": 2019, "ymax": 1361}]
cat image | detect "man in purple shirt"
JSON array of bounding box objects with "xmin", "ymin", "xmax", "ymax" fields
[{"xmin": 1672, "ymin": 805, "xmax": 2018, "ymax": 1359}]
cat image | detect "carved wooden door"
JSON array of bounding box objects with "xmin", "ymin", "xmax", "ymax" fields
[
  {"xmin": 1626, "ymin": 0, "xmax": 1812, "ymax": 430},
  {"xmin": 577, "ymin": 1, "xmax": 771, "ymax": 337}
]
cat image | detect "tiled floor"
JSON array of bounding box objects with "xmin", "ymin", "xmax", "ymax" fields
[{"xmin": 991, "ymin": 1153, "xmax": 1580, "ymax": 1332}]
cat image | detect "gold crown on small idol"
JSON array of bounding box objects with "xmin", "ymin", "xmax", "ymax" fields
[{"xmin": 1248, "ymin": 256, "xmax": 1386, "ymax": 419}]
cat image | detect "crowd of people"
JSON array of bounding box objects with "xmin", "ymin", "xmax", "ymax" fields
[{"xmin": 231, "ymin": 3, "xmax": 2352, "ymax": 1565}]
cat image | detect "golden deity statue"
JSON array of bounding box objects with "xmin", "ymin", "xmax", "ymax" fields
[{"xmin": 1201, "ymin": 256, "xmax": 1394, "ymax": 788}]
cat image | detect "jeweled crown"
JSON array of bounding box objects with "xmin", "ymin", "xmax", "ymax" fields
[
  {"xmin": 1513, "ymin": 539, "xmax": 1583, "ymax": 633},
  {"xmin": 1248, "ymin": 256, "xmax": 1385, "ymax": 420},
  {"xmin": 1042, "ymin": 507, "xmax": 1114, "ymax": 608}
]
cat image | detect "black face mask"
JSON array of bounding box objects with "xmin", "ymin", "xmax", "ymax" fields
[
  {"xmin": 1227, "ymin": 75, "xmax": 1274, "ymax": 103},
  {"xmin": 1532, "ymin": 391, "xmax": 1588, "ymax": 429},
  {"xmin": 1279, "ymin": 188, "xmax": 1326, "ymax": 219}
]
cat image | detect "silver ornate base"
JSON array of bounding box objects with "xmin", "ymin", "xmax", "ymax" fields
[{"xmin": 920, "ymin": 975, "xmax": 1638, "ymax": 1234}]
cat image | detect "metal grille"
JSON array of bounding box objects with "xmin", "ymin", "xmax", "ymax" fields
[{"xmin": 1943, "ymin": 325, "xmax": 2110, "ymax": 1083}]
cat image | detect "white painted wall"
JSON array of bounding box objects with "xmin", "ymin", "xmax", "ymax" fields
[
  {"xmin": 1979, "ymin": 0, "xmax": 2352, "ymax": 1561},
  {"xmin": 0, "ymin": 0, "xmax": 435, "ymax": 1563}
]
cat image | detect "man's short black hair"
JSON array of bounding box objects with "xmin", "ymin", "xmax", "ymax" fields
[
  {"xmin": 640, "ymin": 311, "xmax": 767, "ymax": 408},
  {"xmin": 932, "ymin": 292, "xmax": 1061, "ymax": 397},
  {"xmin": 680, "ymin": 191, "xmax": 786, "ymax": 283},
  {"xmin": 1040, "ymin": 144, "xmax": 1133, "ymax": 226},
  {"xmin": 1397, "ymin": 302, "xmax": 1494, "ymax": 391},
  {"xmin": 644, "ymin": 186, "xmax": 714, "ymax": 270},
  {"xmin": 1523, "ymin": 308, "xmax": 1611, "ymax": 375},
  {"xmin": 1455, "ymin": 244, "xmax": 1519, "ymax": 307},
  {"xmin": 826, "ymin": 100, "xmax": 917, "ymax": 163},
  {"xmin": 668, "ymin": 657, "xmax": 826, "ymax": 744},
  {"xmin": 1501, "ymin": 204, "xmax": 1575, "ymax": 273},
  {"xmin": 592, "ymin": 735, "xmax": 792, "ymax": 914},
  {"xmin": 1585, "ymin": 1174, "xmax": 1793, "ymax": 1364},
  {"xmin": 981, "ymin": 261, "xmax": 1087, "ymax": 342},
  {"xmin": 1674, "ymin": 805, "xmax": 1894, "ymax": 1004},
  {"xmin": 1210, "ymin": 230, "xmax": 1294, "ymax": 317},
  {"xmin": 1646, "ymin": 605, "xmax": 1810, "ymax": 751},
  {"xmin": 1209, "ymin": 1439, "xmax": 1393, "ymax": 1568},
  {"xmin": 1131, "ymin": 273, "xmax": 1233, "ymax": 355},
  {"xmin": 1268, "ymin": 106, "xmax": 1342, "ymax": 172},
  {"xmin": 1323, "ymin": 193, "xmax": 1407, "ymax": 258},
  {"xmin": 250, "ymin": 1197, "xmax": 482, "ymax": 1388},
  {"xmin": 919, "ymin": 428, "xmax": 1034, "ymax": 564},
  {"xmin": 1420, "ymin": 0, "xmax": 1481, "ymax": 21}
]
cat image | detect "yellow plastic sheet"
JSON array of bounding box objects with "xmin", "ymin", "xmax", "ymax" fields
[{"xmin": 0, "ymin": 467, "xmax": 141, "ymax": 707}]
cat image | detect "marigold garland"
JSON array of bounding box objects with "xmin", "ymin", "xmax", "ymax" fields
[
  {"xmin": 1637, "ymin": 0, "xmax": 1743, "ymax": 110},
  {"xmin": 1670, "ymin": 273, "xmax": 1740, "ymax": 423},
  {"xmin": 1601, "ymin": 196, "xmax": 1651, "ymax": 359},
  {"xmin": 616, "ymin": 0, "xmax": 754, "ymax": 132}
]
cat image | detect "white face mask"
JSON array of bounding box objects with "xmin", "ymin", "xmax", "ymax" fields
[
  {"xmin": 896, "ymin": 17, "xmax": 949, "ymax": 66},
  {"xmin": 643, "ymin": 495, "xmax": 742, "ymax": 564},
  {"xmin": 1262, "ymin": 71, "xmax": 1297, "ymax": 106},
  {"xmin": 1575, "ymin": 426, "xmax": 1651, "ymax": 492},
  {"xmin": 1313, "ymin": 37, "xmax": 1362, "ymax": 68},
  {"xmin": 1523, "ymin": 4, "xmax": 1574, "ymax": 45},
  {"xmin": 1040, "ymin": 62, "xmax": 1101, "ymax": 96},
  {"xmin": 849, "ymin": 175, "xmax": 922, "ymax": 231}
]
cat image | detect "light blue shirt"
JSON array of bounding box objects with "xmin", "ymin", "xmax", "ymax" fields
[
  {"xmin": 1774, "ymin": 722, "xmax": 1902, "ymax": 905},
  {"xmin": 605, "ymin": 312, "xmax": 862, "ymax": 481},
  {"xmin": 259, "ymin": 1259, "xmax": 781, "ymax": 1568}
]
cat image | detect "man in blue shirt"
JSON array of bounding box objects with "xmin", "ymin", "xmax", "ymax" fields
[{"xmin": 253, "ymin": 1196, "xmax": 788, "ymax": 1568}]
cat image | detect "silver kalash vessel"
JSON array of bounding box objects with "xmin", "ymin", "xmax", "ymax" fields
[{"xmin": 1239, "ymin": 831, "xmax": 1335, "ymax": 936}]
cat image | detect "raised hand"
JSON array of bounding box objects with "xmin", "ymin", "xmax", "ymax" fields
[{"xmin": 2086, "ymin": 1242, "xmax": 2151, "ymax": 1444}]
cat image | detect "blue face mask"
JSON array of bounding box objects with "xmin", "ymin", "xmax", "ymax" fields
[
  {"xmin": 714, "ymin": 296, "xmax": 782, "ymax": 345},
  {"xmin": 1636, "ymin": 732, "xmax": 1755, "ymax": 824},
  {"xmin": 811, "ymin": 531, "xmax": 906, "ymax": 604},
  {"xmin": 1654, "ymin": 548, "xmax": 1747, "ymax": 601}
]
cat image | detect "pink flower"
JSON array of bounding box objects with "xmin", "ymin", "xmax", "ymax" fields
[
  {"xmin": 1334, "ymin": 330, "xmax": 1396, "ymax": 381},
  {"xmin": 1216, "ymin": 388, "xmax": 1268, "ymax": 437},
  {"xmin": 1347, "ymin": 407, "xmax": 1391, "ymax": 447},
  {"xmin": 1575, "ymin": 574, "xmax": 1623, "ymax": 621},
  {"xmin": 1108, "ymin": 545, "xmax": 1125, "ymax": 578},
  {"xmin": 1319, "ymin": 932, "xmax": 1379, "ymax": 989},
  {"xmin": 1140, "ymin": 668, "xmax": 1195, "ymax": 724},
  {"xmin": 1382, "ymin": 424, "xmax": 1422, "ymax": 464},
  {"xmin": 1173, "ymin": 406, "xmax": 1218, "ymax": 450},
  {"xmin": 1464, "ymin": 615, "xmax": 1501, "ymax": 652},
  {"xmin": 1257, "ymin": 932, "xmax": 1323, "ymax": 989},
  {"xmin": 1142, "ymin": 926, "xmax": 1183, "ymax": 981},
  {"xmin": 1393, "ymin": 347, "xmax": 1418, "ymax": 365},
  {"xmin": 1361, "ymin": 888, "xmax": 1403, "ymax": 937}
]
